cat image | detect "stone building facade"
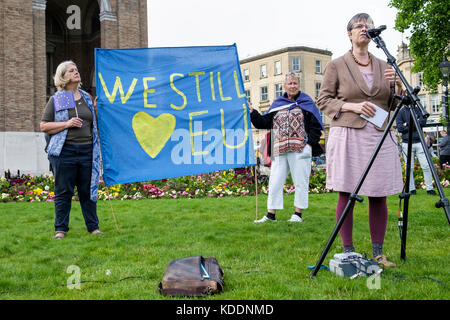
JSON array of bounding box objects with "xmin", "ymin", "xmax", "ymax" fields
[
  {"xmin": 0, "ymin": 0, "xmax": 148, "ymax": 175},
  {"xmin": 397, "ymin": 42, "xmax": 444, "ymax": 127},
  {"xmin": 396, "ymin": 42, "xmax": 447, "ymax": 157}
]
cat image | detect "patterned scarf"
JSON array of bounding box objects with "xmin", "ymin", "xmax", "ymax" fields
[{"xmin": 268, "ymin": 91, "xmax": 324, "ymax": 130}]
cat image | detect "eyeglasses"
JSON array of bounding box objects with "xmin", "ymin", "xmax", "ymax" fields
[{"xmin": 352, "ymin": 23, "xmax": 374, "ymax": 30}]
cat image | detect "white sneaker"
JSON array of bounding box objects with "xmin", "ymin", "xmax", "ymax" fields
[
  {"xmin": 254, "ymin": 215, "xmax": 276, "ymax": 223},
  {"xmin": 288, "ymin": 214, "xmax": 303, "ymax": 222}
]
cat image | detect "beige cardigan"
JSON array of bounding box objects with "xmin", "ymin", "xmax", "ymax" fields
[{"xmin": 317, "ymin": 51, "xmax": 394, "ymax": 131}]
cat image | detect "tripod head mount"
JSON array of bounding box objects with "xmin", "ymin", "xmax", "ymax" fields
[
  {"xmin": 368, "ymin": 28, "xmax": 430, "ymax": 119},
  {"xmin": 393, "ymin": 86, "xmax": 430, "ymax": 118}
]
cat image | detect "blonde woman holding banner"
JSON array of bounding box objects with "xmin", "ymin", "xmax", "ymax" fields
[{"xmin": 40, "ymin": 61, "xmax": 102, "ymax": 239}]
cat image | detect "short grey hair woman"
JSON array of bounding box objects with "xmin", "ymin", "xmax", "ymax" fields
[{"xmin": 317, "ymin": 13, "xmax": 403, "ymax": 267}]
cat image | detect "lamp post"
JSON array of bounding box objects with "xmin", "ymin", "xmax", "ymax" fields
[{"xmin": 439, "ymin": 56, "xmax": 450, "ymax": 133}]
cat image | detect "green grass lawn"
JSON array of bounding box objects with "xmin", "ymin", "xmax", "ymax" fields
[{"xmin": 0, "ymin": 190, "xmax": 448, "ymax": 300}]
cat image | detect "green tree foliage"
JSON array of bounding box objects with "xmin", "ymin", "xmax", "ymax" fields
[{"xmin": 389, "ymin": 0, "xmax": 450, "ymax": 90}]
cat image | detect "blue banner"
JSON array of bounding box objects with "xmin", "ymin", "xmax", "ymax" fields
[{"xmin": 95, "ymin": 45, "xmax": 255, "ymax": 186}]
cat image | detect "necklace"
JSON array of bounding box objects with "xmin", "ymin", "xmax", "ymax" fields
[
  {"xmin": 350, "ymin": 50, "xmax": 372, "ymax": 67},
  {"xmin": 73, "ymin": 90, "xmax": 83, "ymax": 104}
]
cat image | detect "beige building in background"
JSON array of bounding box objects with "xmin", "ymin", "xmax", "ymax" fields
[
  {"xmin": 397, "ymin": 42, "xmax": 445, "ymax": 139},
  {"xmin": 239, "ymin": 46, "xmax": 332, "ymax": 145}
]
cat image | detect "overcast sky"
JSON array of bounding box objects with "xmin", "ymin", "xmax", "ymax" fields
[{"xmin": 147, "ymin": 0, "xmax": 409, "ymax": 61}]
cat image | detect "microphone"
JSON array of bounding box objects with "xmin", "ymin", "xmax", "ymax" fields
[{"xmin": 366, "ymin": 25, "xmax": 387, "ymax": 39}]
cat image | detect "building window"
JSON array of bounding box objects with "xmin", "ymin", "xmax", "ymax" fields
[
  {"xmin": 292, "ymin": 57, "xmax": 300, "ymax": 72},
  {"xmin": 245, "ymin": 90, "xmax": 251, "ymax": 103},
  {"xmin": 260, "ymin": 64, "xmax": 267, "ymax": 78},
  {"xmin": 274, "ymin": 61, "xmax": 281, "ymax": 75},
  {"xmin": 417, "ymin": 72, "xmax": 424, "ymax": 88},
  {"xmin": 430, "ymin": 94, "xmax": 440, "ymax": 114},
  {"xmin": 315, "ymin": 60, "xmax": 322, "ymax": 74},
  {"xmin": 315, "ymin": 82, "xmax": 322, "ymax": 98},
  {"xmin": 260, "ymin": 86, "xmax": 268, "ymax": 101},
  {"xmin": 243, "ymin": 69, "xmax": 250, "ymax": 82},
  {"xmin": 419, "ymin": 95, "xmax": 427, "ymax": 111},
  {"xmin": 275, "ymin": 83, "xmax": 283, "ymax": 97}
]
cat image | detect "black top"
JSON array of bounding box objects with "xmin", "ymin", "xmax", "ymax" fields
[{"xmin": 395, "ymin": 106, "xmax": 427, "ymax": 144}]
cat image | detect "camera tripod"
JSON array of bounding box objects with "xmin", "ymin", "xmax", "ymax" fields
[{"xmin": 310, "ymin": 28, "xmax": 450, "ymax": 278}]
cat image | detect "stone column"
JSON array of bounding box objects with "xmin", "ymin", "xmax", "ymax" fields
[
  {"xmin": 32, "ymin": 0, "xmax": 47, "ymax": 131},
  {"xmin": 100, "ymin": 4, "xmax": 118, "ymax": 49}
]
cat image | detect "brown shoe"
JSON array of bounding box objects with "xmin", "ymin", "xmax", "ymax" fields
[{"xmin": 373, "ymin": 255, "xmax": 396, "ymax": 267}]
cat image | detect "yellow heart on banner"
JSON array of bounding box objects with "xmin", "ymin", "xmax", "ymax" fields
[{"xmin": 132, "ymin": 112, "xmax": 176, "ymax": 158}]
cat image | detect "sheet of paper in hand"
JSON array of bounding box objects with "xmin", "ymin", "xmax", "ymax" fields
[{"xmin": 360, "ymin": 102, "xmax": 388, "ymax": 128}]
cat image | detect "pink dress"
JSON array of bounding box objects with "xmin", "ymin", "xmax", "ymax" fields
[{"xmin": 325, "ymin": 72, "xmax": 403, "ymax": 197}]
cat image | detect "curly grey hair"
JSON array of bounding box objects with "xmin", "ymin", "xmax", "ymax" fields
[{"xmin": 285, "ymin": 72, "xmax": 300, "ymax": 82}]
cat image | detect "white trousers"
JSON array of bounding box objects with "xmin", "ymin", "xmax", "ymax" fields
[
  {"xmin": 402, "ymin": 142, "xmax": 434, "ymax": 191},
  {"xmin": 267, "ymin": 147, "xmax": 312, "ymax": 210}
]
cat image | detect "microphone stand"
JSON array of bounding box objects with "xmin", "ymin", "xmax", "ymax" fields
[{"xmin": 310, "ymin": 31, "xmax": 450, "ymax": 278}]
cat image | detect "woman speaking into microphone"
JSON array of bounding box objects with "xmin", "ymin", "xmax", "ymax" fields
[{"xmin": 317, "ymin": 13, "xmax": 403, "ymax": 267}]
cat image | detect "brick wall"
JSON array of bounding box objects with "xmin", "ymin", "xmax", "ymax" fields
[
  {"xmin": 1, "ymin": 0, "xmax": 148, "ymax": 175},
  {"xmin": 103, "ymin": 0, "xmax": 148, "ymax": 49},
  {"xmin": 1, "ymin": 0, "xmax": 35, "ymax": 132},
  {"xmin": 33, "ymin": 7, "xmax": 47, "ymax": 131},
  {"xmin": 0, "ymin": 0, "xmax": 148, "ymax": 133},
  {"xmin": 0, "ymin": 1, "xmax": 5, "ymax": 132}
]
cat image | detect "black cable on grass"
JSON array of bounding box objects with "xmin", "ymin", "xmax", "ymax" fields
[
  {"xmin": 419, "ymin": 276, "xmax": 446, "ymax": 290},
  {"xmin": 392, "ymin": 273, "xmax": 446, "ymax": 290}
]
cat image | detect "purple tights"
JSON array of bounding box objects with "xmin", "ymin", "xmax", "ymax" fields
[{"xmin": 336, "ymin": 192, "xmax": 387, "ymax": 247}]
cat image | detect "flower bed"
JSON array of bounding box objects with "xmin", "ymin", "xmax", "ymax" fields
[
  {"xmin": 1, "ymin": 174, "xmax": 55, "ymax": 203},
  {"xmin": 2, "ymin": 162, "xmax": 449, "ymax": 203}
]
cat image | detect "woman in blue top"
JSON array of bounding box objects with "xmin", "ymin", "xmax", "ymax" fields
[{"xmin": 40, "ymin": 61, "xmax": 102, "ymax": 239}]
